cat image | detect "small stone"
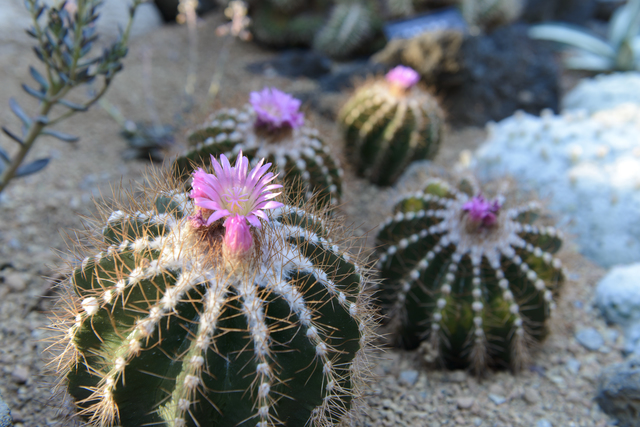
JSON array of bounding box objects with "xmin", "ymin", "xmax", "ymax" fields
[
  {"xmin": 3, "ymin": 272, "xmax": 27, "ymax": 292},
  {"xmin": 575, "ymin": 327, "xmax": 604, "ymax": 351},
  {"xmin": 0, "ymin": 391, "xmax": 12, "ymax": 427},
  {"xmin": 449, "ymin": 370, "xmax": 467, "ymax": 383},
  {"xmin": 398, "ymin": 369, "xmax": 419, "ymax": 387},
  {"xmin": 566, "ymin": 390, "xmax": 582, "ymax": 403},
  {"xmin": 457, "ymin": 397, "xmax": 475, "ymax": 409},
  {"xmin": 596, "ymin": 263, "xmax": 640, "ymax": 326},
  {"xmin": 524, "ymin": 387, "xmax": 541, "ymax": 404},
  {"xmin": 596, "ymin": 356, "xmax": 640, "ymax": 427},
  {"xmin": 11, "ymin": 366, "xmax": 28, "ymax": 384},
  {"xmin": 536, "ymin": 419, "xmax": 552, "ymax": 427},
  {"xmin": 489, "ymin": 394, "xmax": 507, "ymax": 405},
  {"xmin": 566, "ymin": 358, "xmax": 581, "ymax": 374}
]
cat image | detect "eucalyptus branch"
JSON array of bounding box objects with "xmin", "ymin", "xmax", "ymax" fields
[{"xmin": 0, "ymin": 0, "xmax": 143, "ymax": 195}]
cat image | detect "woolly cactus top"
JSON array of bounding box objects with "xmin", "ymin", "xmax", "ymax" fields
[
  {"xmin": 385, "ymin": 65, "xmax": 420, "ymax": 90},
  {"xmin": 462, "ymin": 194, "xmax": 501, "ymax": 228},
  {"xmin": 249, "ymin": 87, "xmax": 305, "ymax": 130},
  {"xmin": 189, "ymin": 152, "xmax": 283, "ymax": 258}
]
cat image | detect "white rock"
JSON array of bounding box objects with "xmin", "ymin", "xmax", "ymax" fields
[
  {"xmin": 597, "ymin": 263, "xmax": 640, "ymax": 326},
  {"xmin": 563, "ymin": 72, "xmax": 640, "ymax": 115},
  {"xmin": 474, "ymin": 105, "xmax": 640, "ymax": 267}
]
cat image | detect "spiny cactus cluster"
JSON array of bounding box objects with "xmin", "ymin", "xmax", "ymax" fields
[
  {"xmin": 50, "ymin": 153, "xmax": 375, "ymax": 426},
  {"xmin": 313, "ymin": 1, "xmax": 378, "ymax": 59},
  {"xmin": 375, "ymin": 177, "xmax": 565, "ymax": 372},
  {"xmin": 173, "ymin": 88, "xmax": 343, "ymax": 208},
  {"xmin": 338, "ymin": 66, "xmax": 444, "ymax": 186}
]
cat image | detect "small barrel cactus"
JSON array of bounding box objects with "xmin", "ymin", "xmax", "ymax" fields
[
  {"xmin": 174, "ymin": 87, "xmax": 343, "ymax": 208},
  {"xmin": 375, "ymin": 177, "xmax": 564, "ymax": 372},
  {"xmin": 313, "ymin": 1, "xmax": 378, "ymax": 59},
  {"xmin": 50, "ymin": 153, "xmax": 374, "ymax": 426},
  {"xmin": 338, "ymin": 66, "xmax": 445, "ymax": 186}
]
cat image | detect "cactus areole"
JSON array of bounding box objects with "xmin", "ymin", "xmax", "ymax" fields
[
  {"xmin": 376, "ymin": 179, "xmax": 564, "ymax": 372},
  {"xmin": 54, "ymin": 154, "xmax": 373, "ymax": 426}
]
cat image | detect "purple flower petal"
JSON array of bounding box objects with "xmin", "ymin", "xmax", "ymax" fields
[
  {"xmin": 385, "ymin": 65, "xmax": 420, "ymax": 89},
  {"xmin": 250, "ymin": 87, "xmax": 305, "ymax": 130}
]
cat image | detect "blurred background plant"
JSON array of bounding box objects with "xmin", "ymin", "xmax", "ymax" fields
[
  {"xmin": 0, "ymin": 0, "xmax": 143, "ymax": 195},
  {"xmin": 529, "ymin": 0, "xmax": 640, "ymax": 71}
]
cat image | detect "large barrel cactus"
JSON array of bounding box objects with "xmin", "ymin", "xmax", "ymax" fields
[
  {"xmin": 51, "ymin": 153, "xmax": 374, "ymax": 426},
  {"xmin": 338, "ymin": 66, "xmax": 444, "ymax": 186},
  {"xmin": 375, "ymin": 177, "xmax": 564, "ymax": 372},
  {"xmin": 174, "ymin": 88, "xmax": 343, "ymax": 208}
]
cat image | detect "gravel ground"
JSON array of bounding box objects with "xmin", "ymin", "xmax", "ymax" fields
[{"xmin": 0, "ymin": 10, "xmax": 625, "ymax": 427}]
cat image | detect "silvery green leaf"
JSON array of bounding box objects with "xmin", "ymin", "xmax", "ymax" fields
[
  {"xmin": 22, "ymin": 83, "xmax": 47, "ymax": 100},
  {"xmin": 42, "ymin": 128, "xmax": 79, "ymax": 142},
  {"xmin": 15, "ymin": 158, "xmax": 49, "ymax": 177},
  {"xmin": 563, "ymin": 52, "xmax": 613, "ymax": 71},
  {"xmin": 0, "ymin": 146, "xmax": 10, "ymax": 163},
  {"xmin": 29, "ymin": 66, "xmax": 49, "ymax": 90},
  {"xmin": 2, "ymin": 126, "xmax": 24, "ymax": 145},
  {"xmin": 529, "ymin": 24, "xmax": 616, "ymax": 58},
  {"xmin": 57, "ymin": 98, "xmax": 88, "ymax": 111},
  {"xmin": 9, "ymin": 98, "xmax": 31, "ymax": 126}
]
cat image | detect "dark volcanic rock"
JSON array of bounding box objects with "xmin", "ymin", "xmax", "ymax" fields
[
  {"xmin": 246, "ymin": 49, "xmax": 332, "ymax": 79},
  {"xmin": 521, "ymin": 0, "xmax": 597, "ymax": 25},
  {"xmin": 596, "ymin": 357, "xmax": 640, "ymax": 427},
  {"xmin": 439, "ymin": 24, "xmax": 559, "ymax": 127}
]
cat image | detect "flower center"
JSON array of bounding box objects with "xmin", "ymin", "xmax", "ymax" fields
[{"xmin": 222, "ymin": 186, "xmax": 250, "ymax": 214}]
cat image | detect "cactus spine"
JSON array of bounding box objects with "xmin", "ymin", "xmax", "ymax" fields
[
  {"xmin": 375, "ymin": 177, "xmax": 564, "ymax": 372},
  {"xmin": 174, "ymin": 88, "xmax": 343, "ymax": 208},
  {"xmin": 50, "ymin": 154, "xmax": 374, "ymax": 426},
  {"xmin": 338, "ymin": 66, "xmax": 444, "ymax": 186}
]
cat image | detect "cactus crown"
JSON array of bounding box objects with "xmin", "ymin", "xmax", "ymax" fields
[
  {"xmin": 338, "ymin": 67, "xmax": 444, "ymax": 186},
  {"xmin": 376, "ymin": 177, "xmax": 565, "ymax": 373},
  {"xmin": 249, "ymin": 87, "xmax": 305, "ymax": 131},
  {"xmin": 173, "ymin": 89, "xmax": 343, "ymax": 208},
  {"xmin": 49, "ymin": 160, "xmax": 374, "ymax": 426}
]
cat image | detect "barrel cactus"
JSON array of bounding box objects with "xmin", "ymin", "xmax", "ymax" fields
[
  {"xmin": 50, "ymin": 152, "xmax": 374, "ymax": 426},
  {"xmin": 338, "ymin": 66, "xmax": 444, "ymax": 186},
  {"xmin": 174, "ymin": 88, "xmax": 342, "ymax": 208},
  {"xmin": 375, "ymin": 177, "xmax": 564, "ymax": 372}
]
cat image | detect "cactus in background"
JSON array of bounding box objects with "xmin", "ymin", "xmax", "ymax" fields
[
  {"xmin": 375, "ymin": 177, "xmax": 564, "ymax": 372},
  {"xmin": 249, "ymin": 0, "xmax": 329, "ymax": 48},
  {"xmin": 460, "ymin": 0, "xmax": 525, "ymax": 31},
  {"xmin": 338, "ymin": 66, "xmax": 444, "ymax": 186},
  {"xmin": 49, "ymin": 152, "xmax": 375, "ymax": 426},
  {"xmin": 313, "ymin": 1, "xmax": 379, "ymax": 59},
  {"xmin": 174, "ymin": 87, "xmax": 343, "ymax": 208}
]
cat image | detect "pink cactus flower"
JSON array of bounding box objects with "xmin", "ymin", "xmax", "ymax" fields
[
  {"xmin": 385, "ymin": 65, "xmax": 420, "ymax": 90},
  {"xmin": 250, "ymin": 87, "xmax": 305, "ymax": 130},
  {"xmin": 190, "ymin": 152, "xmax": 284, "ymax": 257},
  {"xmin": 462, "ymin": 195, "xmax": 501, "ymax": 227}
]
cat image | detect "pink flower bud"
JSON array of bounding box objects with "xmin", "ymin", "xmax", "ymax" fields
[
  {"xmin": 223, "ymin": 214, "xmax": 253, "ymax": 257},
  {"xmin": 462, "ymin": 195, "xmax": 501, "ymax": 227},
  {"xmin": 385, "ymin": 65, "xmax": 420, "ymax": 90}
]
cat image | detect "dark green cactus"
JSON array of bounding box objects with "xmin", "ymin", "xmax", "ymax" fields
[
  {"xmin": 173, "ymin": 92, "xmax": 343, "ymax": 208},
  {"xmin": 313, "ymin": 1, "xmax": 379, "ymax": 59},
  {"xmin": 338, "ymin": 66, "xmax": 444, "ymax": 186},
  {"xmin": 375, "ymin": 177, "xmax": 564, "ymax": 373},
  {"xmin": 249, "ymin": 1, "xmax": 329, "ymax": 48},
  {"xmin": 50, "ymin": 163, "xmax": 374, "ymax": 426}
]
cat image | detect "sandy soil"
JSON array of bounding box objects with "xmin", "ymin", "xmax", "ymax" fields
[{"xmin": 0, "ymin": 11, "xmax": 624, "ymax": 427}]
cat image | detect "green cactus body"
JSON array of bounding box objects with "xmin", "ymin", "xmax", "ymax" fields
[
  {"xmin": 313, "ymin": 2, "xmax": 377, "ymax": 59},
  {"xmin": 54, "ymin": 185, "xmax": 373, "ymax": 426},
  {"xmin": 375, "ymin": 178, "xmax": 564, "ymax": 372},
  {"xmin": 173, "ymin": 106, "xmax": 343, "ymax": 208},
  {"xmin": 338, "ymin": 80, "xmax": 444, "ymax": 186},
  {"xmin": 250, "ymin": 1, "xmax": 328, "ymax": 47}
]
